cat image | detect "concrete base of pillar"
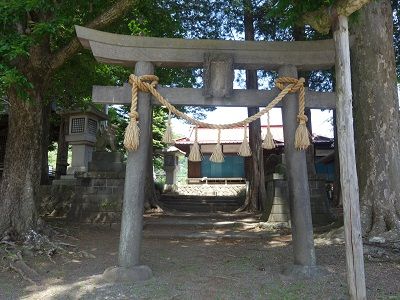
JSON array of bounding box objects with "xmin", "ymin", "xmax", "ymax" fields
[
  {"xmin": 103, "ymin": 265, "xmax": 153, "ymax": 283},
  {"xmin": 280, "ymin": 264, "xmax": 329, "ymax": 279}
]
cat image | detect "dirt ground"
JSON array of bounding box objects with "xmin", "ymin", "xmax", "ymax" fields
[{"xmin": 0, "ymin": 213, "xmax": 400, "ymax": 300}]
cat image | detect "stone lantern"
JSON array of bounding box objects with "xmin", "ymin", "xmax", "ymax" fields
[
  {"xmin": 160, "ymin": 146, "xmax": 184, "ymax": 189},
  {"xmin": 61, "ymin": 106, "xmax": 108, "ymax": 175}
]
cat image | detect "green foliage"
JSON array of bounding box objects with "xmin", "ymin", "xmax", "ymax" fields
[
  {"xmin": 0, "ymin": 1, "xmax": 114, "ymax": 97},
  {"xmin": 0, "ymin": 65, "xmax": 33, "ymax": 99},
  {"xmin": 268, "ymin": 0, "xmax": 336, "ymax": 27}
]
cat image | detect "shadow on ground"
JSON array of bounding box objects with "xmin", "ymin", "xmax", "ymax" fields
[{"xmin": 1, "ymin": 213, "xmax": 399, "ymax": 299}]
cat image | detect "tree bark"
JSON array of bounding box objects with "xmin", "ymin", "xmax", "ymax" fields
[
  {"xmin": 40, "ymin": 103, "xmax": 51, "ymax": 185},
  {"xmin": 55, "ymin": 117, "xmax": 69, "ymax": 179},
  {"xmin": 0, "ymin": 0, "xmax": 137, "ymax": 238},
  {"xmin": 350, "ymin": 0, "xmax": 400, "ymax": 238},
  {"xmin": 302, "ymin": 0, "xmax": 371, "ymax": 34},
  {"xmin": 0, "ymin": 90, "xmax": 44, "ymax": 236},
  {"xmin": 241, "ymin": 0, "xmax": 269, "ymax": 214},
  {"xmin": 144, "ymin": 110, "xmax": 159, "ymax": 210}
]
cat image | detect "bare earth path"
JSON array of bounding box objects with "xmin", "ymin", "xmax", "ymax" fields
[{"xmin": 0, "ymin": 213, "xmax": 399, "ymax": 299}]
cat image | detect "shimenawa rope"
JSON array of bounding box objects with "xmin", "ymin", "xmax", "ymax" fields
[{"xmin": 123, "ymin": 74, "xmax": 310, "ymax": 161}]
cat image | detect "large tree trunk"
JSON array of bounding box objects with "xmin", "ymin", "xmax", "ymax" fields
[
  {"xmin": 0, "ymin": 0, "xmax": 136, "ymax": 238},
  {"xmin": 55, "ymin": 117, "xmax": 69, "ymax": 179},
  {"xmin": 350, "ymin": 0, "xmax": 400, "ymax": 238},
  {"xmin": 144, "ymin": 109, "xmax": 159, "ymax": 210},
  {"xmin": 242, "ymin": 0, "xmax": 269, "ymax": 214},
  {"xmin": 40, "ymin": 103, "xmax": 51, "ymax": 185},
  {"xmin": 0, "ymin": 89, "xmax": 44, "ymax": 237}
]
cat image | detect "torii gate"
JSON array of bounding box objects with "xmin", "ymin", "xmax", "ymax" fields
[{"xmin": 75, "ymin": 15, "xmax": 365, "ymax": 299}]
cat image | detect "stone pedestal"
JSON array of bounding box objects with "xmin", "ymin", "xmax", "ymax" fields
[
  {"xmin": 266, "ymin": 174, "xmax": 290, "ymax": 223},
  {"xmin": 265, "ymin": 173, "xmax": 336, "ymax": 226},
  {"xmin": 67, "ymin": 144, "xmax": 94, "ymax": 174},
  {"xmin": 163, "ymin": 151, "xmax": 180, "ymax": 189},
  {"xmin": 165, "ymin": 166, "xmax": 177, "ymax": 185},
  {"xmin": 47, "ymin": 152, "xmax": 126, "ymax": 223},
  {"xmin": 88, "ymin": 151, "xmax": 125, "ymax": 173}
]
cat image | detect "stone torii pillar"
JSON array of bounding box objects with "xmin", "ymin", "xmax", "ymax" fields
[
  {"xmin": 280, "ymin": 65, "xmax": 317, "ymax": 276},
  {"xmin": 103, "ymin": 61, "xmax": 153, "ymax": 282}
]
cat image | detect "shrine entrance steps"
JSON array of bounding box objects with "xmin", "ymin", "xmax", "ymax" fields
[
  {"xmin": 158, "ymin": 194, "xmax": 245, "ymax": 213},
  {"xmin": 142, "ymin": 212, "xmax": 285, "ymax": 240},
  {"xmin": 158, "ymin": 184, "xmax": 246, "ymax": 213}
]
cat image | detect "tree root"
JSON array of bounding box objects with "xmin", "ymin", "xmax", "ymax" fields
[
  {"xmin": 9, "ymin": 259, "xmax": 42, "ymax": 286},
  {"xmin": 0, "ymin": 224, "xmax": 95, "ymax": 284}
]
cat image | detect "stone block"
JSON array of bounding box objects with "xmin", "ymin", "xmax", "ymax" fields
[
  {"xmin": 93, "ymin": 186, "xmax": 113, "ymax": 194},
  {"xmin": 88, "ymin": 161, "xmax": 125, "ymax": 173},
  {"xmin": 112, "ymin": 187, "xmax": 124, "ymax": 195},
  {"xmin": 269, "ymin": 213, "xmax": 290, "ymax": 222},
  {"xmin": 52, "ymin": 179, "xmax": 79, "ymax": 186},
  {"xmin": 106, "ymin": 179, "xmax": 125, "ymax": 187},
  {"xmin": 91, "ymin": 151, "xmax": 122, "ymax": 163},
  {"xmin": 203, "ymin": 53, "xmax": 234, "ymax": 98},
  {"xmin": 272, "ymin": 197, "xmax": 287, "ymax": 205},
  {"xmin": 77, "ymin": 171, "xmax": 125, "ymax": 179},
  {"xmin": 271, "ymin": 204, "xmax": 290, "ymax": 214},
  {"xmin": 90, "ymin": 178, "xmax": 107, "ymax": 187}
]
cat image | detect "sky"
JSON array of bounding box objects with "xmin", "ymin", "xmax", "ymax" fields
[
  {"xmin": 171, "ymin": 69, "xmax": 336, "ymax": 139},
  {"xmin": 171, "ymin": 107, "xmax": 333, "ymax": 138},
  {"xmin": 171, "ymin": 84, "xmax": 400, "ymax": 139}
]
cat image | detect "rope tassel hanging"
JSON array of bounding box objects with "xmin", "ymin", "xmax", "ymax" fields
[
  {"xmin": 262, "ymin": 112, "xmax": 276, "ymax": 150},
  {"xmin": 162, "ymin": 110, "xmax": 174, "ymax": 144},
  {"xmin": 188, "ymin": 126, "xmax": 202, "ymax": 162},
  {"xmin": 210, "ymin": 129, "xmax": 224, "ymax": 163},
  {"xmin": 238, "ymin": 126, "xmax": 251, "ymax": 157},
  {"xmin": 294, "ymin": 81, "xmax": 310, "ymax": 150},
  {"xmin": 275, "ymin": 77, "xmax": 310, "ymax": 150},
  {"xmin": 123, "ymin": 82, "xmax": 140, "ymax": 151},
  {"xmin": 124, "ymin": 74, "xmax": 310, "ymax": 154},
  {"xmin": 124, "ymin": 74, "xmax": 159, "ymax": 151}
]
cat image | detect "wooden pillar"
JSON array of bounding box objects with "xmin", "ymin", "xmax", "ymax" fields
[
  {"xmin": 279, "ymin": 65, "xmax": 317, "ymax": 270},
  {"xmin": 103, "ymin": 61, "xmax": 153, "ymax": 282},
  {"xmin": 333, "ymin": 15, "xmax": 366, "ymax": 300}
]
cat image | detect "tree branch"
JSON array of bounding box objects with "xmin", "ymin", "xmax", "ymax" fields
[
  {"xmin": 49, "ymin": 0, "xmax": 136, "ymax": 71},
  {"xmin": 302, "ymin": 0, "xmax": 371, "ymax": 34}
]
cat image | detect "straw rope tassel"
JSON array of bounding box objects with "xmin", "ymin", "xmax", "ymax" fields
[
  {"xmin": 123, "ymin": 80, "xmax": 140, "ymax": 151},
  {"xmin": 188, "ymin": 126, "xmax": 202, "ymax": 162},
  {"xmin": 262, "ymin": 112, "xmax": 276, "ymax": 150},
  {"xmin": 275, "ymin": 77, "xmax": 310, "ymax": 150},
  {"xmin": 124, "ymin": 74, "xmax": 309, "ymax": 153},
  {"xmin": 210, "ymin": 129, "xmax": 224, "ymax": 163},
  {"xmin": 294, "ymin": 82, "xmax": 310, "ymax": 150},
  {"xmin": 162, "ymin": 110, "xmax": 174, "ymax": 144},
  {"xmin": 238, "ymin": 126, "xmax": 251, "ymax": 157}
]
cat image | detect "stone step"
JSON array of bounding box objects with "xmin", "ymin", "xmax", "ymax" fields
[
  {"xmin": 160, "ymin": 203, "xmax": 241, "ymax": 213},
  {"xmin": 52, "ymin": 179, "xmax": 78, "ymax": 186},
  {"xmin": 160, "ymin": 199, "xmax": 243, "ymax": 205},
  {"xmin": 144, "ymin": 212, "xmax": 260, "ymax": 221},
  {"xmin": 159, "ymin": 194, "xmax": 244, "ymax": 213},
  {"xmin": 160, "ymin": 197, "xmax": 243, "ymax": 204}
]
